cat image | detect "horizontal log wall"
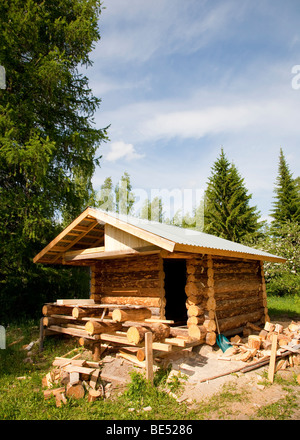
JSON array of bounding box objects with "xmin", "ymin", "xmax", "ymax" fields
[
  {"xmin": 213, "ymin": 257, "xmax": 266, "ymax": 332},
  {"xmin": 91, "ymin": 254, "xmax": 165, "ymax": 318}
]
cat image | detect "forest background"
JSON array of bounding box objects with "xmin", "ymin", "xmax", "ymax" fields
[{"xmin": 0, "ymin": 1, "xmax": 299, "ymax": 324}]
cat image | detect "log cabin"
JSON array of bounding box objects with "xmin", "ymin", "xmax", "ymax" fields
[{"xmin": 34, "ymin": 207, "xmax": 286, "ymax": 340}]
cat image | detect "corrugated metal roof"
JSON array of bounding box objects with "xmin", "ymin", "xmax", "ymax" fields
[{"xmin": 94, "ymin": 209, "xmax": 285, "ymax": 262}]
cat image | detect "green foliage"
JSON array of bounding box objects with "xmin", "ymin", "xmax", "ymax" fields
[
  {"xmin": 245, "ymin": 221, "xmax": 300, "ymax": 297},
  {"xmin": 140, "ymin": 196, "xmax": 164, "ymax": 222},
  {"xmin": 271, "ymin": 149, "xmax": 300, "ymax": 226},
  {"xmin": 97, "ymin": 177, "xmax": 115, "ymax": 212},
  {"xmin": 114, "ymin": 172, "xmax": 135, "ymax": 215},
  {"xmin": 203, "ymin": 149, "xmax": 263, "ymax": 242},
  {"xmin": 0, "ymin": 0, "xmax": 107, "ymax": 322}
]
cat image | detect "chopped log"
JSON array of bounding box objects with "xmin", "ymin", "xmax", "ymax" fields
[
  {"xmin": 126, "ymin": 323, "xmax": 170, "ymax": 344},
  {"xmin": 275, "ymin": 323, "xmax": 284, "ymax": 334},
  {"xmin": 206, "ymin": 331, "xmax": 217, "ymax": 346},
  {"xmin": 42, "ymin": 304, "xmax": 72, "ymax": 316},
  {"xmin": 288, "ymin": 322, "xmax": 299, "ymax": 332},
  {"xmin": 188, "ymin": 324, "xmax": 207, "ymax": 340},
  {"xmin": 203, "ymin": 319, "xmax": 217, "ymax": 332},
  {"xmin": 136, "ymin": 349, "xmax": 145, "ymax": 362},
  {"xmin": 248, "ymin": 335, "xmax": 261, "ymax": 350},
  {"xmin": 66, "ymin": 382, "xmax": 85, "ymax": 399},
  {"xmin": 88, "ymin": 388, "xmax": 102, "ymax": 402},
  {"xmin": 119, "ymin": 347, "xmax": 146, "ymax": 362},
  {"xmin": 278, "ymin": 335, "xmax": 292, "ymax": 347},
  {"xmin": 187, "ymin": 305, "xmax": 204, "ymax": 317},
  {"xmin": 187, "ymin": 316, "xmax": 205, "ymax": 326},
  {"xmin": 69, "ymin": 372, "xmax": 80, "ymax": 386},
  {"xmin": 112, "ymin": 307, "xmax": 151, "ymax": 322},
  {"xmin": 264, "ymin": 321, "xmax": 275, "ymax": 332},
  {"xmin": 72, "ymin": 307, "xmax": 108, "ymax": 319},
  {"xmin": 127, "ymin": 326, "xmax": 147, "ymax": 344},
  {"xmin": 55, "ymin": 392, "xmax": 67, "ymax": 407},
  {"xmin": 43, "ymin": 387, "xmax": 66, "ymax": 399},
  {"xmin": 85, "ymin": 321, "xmax": 122, "ymax": 336},
  {"xmin": 259, "ymin": 329, "xmax": 268, "ymax": 340}
]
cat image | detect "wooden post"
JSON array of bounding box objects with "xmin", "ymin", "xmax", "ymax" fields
[
  {"xmin": 92, "ymin": 342, "xmax": 101, "ymax": 362},
  {"xmin": 39, "ymin": 317, "xmax": 45, "ymax": 352},
  {"xmin": 145, "ymin": 332, "xmax": 154, "ymax": 385},
  {"xmin": 268, "ymin": 333, "xmax": 278, "ymax": 383}
]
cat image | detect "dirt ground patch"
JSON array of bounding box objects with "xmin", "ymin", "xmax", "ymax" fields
[{"xmin": 99, "ymin": 319, "xmax": 300, "ymax": 420}]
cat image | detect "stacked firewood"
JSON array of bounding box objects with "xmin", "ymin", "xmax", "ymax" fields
[
  {"xmin": 218, "ymin": 320, "xmax": 300, "ymax": 367},
  {"xmin": 42, "ymin": 349, "xmax": 107, "ymax": 406}
]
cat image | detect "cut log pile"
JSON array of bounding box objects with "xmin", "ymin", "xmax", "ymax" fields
[
  {"xmin": 217, "ymin": 320, "xmax": 300, "ymax": 372},
  {"xmin": 41, "ymin": 299, "xmax": 207, "ymax": 361},
  {"xmin": 42, "ymin": 348, "xmax": 108, "ymax": 406},
  {"xmin": 41, "ymin": 299, "xmax": 300, "ymax": 389}
]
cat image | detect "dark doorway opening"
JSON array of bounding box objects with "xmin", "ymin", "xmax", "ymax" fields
[{"xmin": 163, "ymin": 259, "xmax": 187, "ymax": 325}]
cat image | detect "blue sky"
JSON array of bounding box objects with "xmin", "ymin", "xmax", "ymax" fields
[{"xmin": 83, "ymin": 0, "xmax": 300, "ymax": 223}]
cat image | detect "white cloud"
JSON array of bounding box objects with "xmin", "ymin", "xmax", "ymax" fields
[{"xmin": 105, "ymin": 141, "xmax": 144, "ymax": 162}]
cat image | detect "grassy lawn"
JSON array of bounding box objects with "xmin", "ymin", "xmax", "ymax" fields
[
  {"xmin": 267, "ymin": 294, "xmax": 300, "ymax": 320},
  {"xmin": 0, "ymin": 295, "xmax": 299, "ymax": 421}
]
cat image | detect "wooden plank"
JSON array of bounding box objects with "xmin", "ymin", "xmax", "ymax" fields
[
  {"xmin": 98, "ymin": 332, "xmax": 172, "ymax": 352},
  {"xmin": 56, "ymin": 299, "xmax": 95, "ymax": 305},
  {"xmin": 268, "ymin": 334, "xmax": 278, "ymax": 383},
  {"xmin": 65, "ymin": 247, "xmax": 160, "ymax": 262},
  {"xmin": 88, "ymin": 207, "xmax": 176, "ymax": 252},
  {"xmin": 145, "ymin": 332, "xmax": 154, "ymax": 384},
  {"xmin": 33, "ymin": 208, "xmax": 93, "ymax": 263},
  {"xmin": 63, "ymin": 364, "xmax": 96, "ymax": 375},
  {"xmin": 47, "ymin": 325, "xmax": 99, "ymax": 340}
]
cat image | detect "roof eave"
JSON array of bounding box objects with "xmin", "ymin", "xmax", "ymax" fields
[{"xmin": 174, "ymin": 243, "xmax": 286, "ymax": 263}]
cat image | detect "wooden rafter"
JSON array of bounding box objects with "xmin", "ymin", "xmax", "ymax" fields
[{"xmin": 51, "ymin": 220, "xmax": 99, "ymax": 263}]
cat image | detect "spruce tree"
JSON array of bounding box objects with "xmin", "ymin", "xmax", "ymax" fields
[
  {"xmin": 115, "ymin": 172, "xmax": 135, "ymax": 215},
  {"xmin": 204, "ymin": 149, "xmax": 262, "ymax": 242},
  {"xmin": 140, "ymin": 197, "xmax": 164, "ymax": 222},
  {"xmin": 0, "ymin": 0, "xmax": 107, "ymax": 321},
  {"xmin": 97, "ymin": 177, "xmax": 115, "ymax": 212},
  {"xmin": 271, "ymin": 149, "xmax": 300, "ymax": 225}
]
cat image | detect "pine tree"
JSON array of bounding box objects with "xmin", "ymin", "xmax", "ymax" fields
[
  {"xmin": 97, "ymin": 177, "xmax": 115, "ymax": 212},
  {"xmin": 115, "ymin": 172, "xmax": 135, "ymax": 215},
  {"xmin": 271, "ymin": 149, "xmax": 300, "ymax": 225},
  {"xmin": 204, "ymin": 149, "xmax": 263, "ymax": 242},
  {"xmin": 0, "ymin": 0, "xmax": 107, "ymax": 321},
  {"xmin": 140, "ymin": 197, "xmax": 164, "ymax": 222}
]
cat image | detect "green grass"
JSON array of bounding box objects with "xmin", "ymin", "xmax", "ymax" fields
[
  {"xmin": 267, "ymin": 294, "xmax": 300, "ymax": 320},
  {"xmin": 0, "ymin": 295, "xmax": 299, "ymax": 421}
]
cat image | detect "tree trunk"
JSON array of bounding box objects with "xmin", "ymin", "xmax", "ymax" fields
[
  {"xmin": 72, "ymin": 307, "xmax": 108, "ymax": 319},
  {"xmin": 85, "ymin": 321, "xmax": 122, "ymax": 335},
  {"xmin": 188, "ymin": 324, "xmax": 207, "ymax": 340},
  {"xmin": 112, "ymin": 307, "xmax": 151, "ymax": 322},
  {"xmin": 42, "ymin": 304, "xmax": 72, "ymax": 316},
  {"xmin": 127, "ymin": 323, "xmax": 170, "ymax": 344}
]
